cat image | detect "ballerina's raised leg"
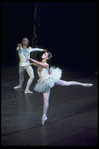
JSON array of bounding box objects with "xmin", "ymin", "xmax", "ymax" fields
[
  {"xmin": 42, "ymin": 80, "xmax": 93, "ymax": 125},
  {"xmin": 55, "ymin": 80, "xmax": 93, "ymax": 87}
]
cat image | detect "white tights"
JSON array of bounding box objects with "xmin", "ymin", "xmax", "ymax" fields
[
  {"xmin": 42, "ymin": 79, "xmax": 90, "ymax": 117},
  {"xmin": 55, "ymin": 80, "xmax": 85, "ymax": 86},
  {"xmin": 19, "ymin": 66, "xmax": 34, "ymax": 91},
  {"xmin": 43, "ymin": 87, "xmax": 50, "ymax": 117}
]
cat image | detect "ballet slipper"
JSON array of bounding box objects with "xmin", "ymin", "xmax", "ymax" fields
[
  {"xmin": 24, "ymin": 90, "xmax": 33, "ymax": 94},
  {"xmin": 14, "ymin": 85, "xmax": 22, "ymax": 89},
  {"xmin": 82, "ymin": 83, "xmax": 93, "ymax": 87},
  {"xmin": 42, "ymin": 115, "xmax": 48, "ymax": 125}
]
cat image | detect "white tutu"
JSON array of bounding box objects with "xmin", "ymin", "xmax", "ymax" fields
[{"xmin": 34, "ymin": 66, "xmax": 62, "ymax": 92}]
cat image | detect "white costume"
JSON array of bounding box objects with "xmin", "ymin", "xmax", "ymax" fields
[
  {"xmin": 17, "ymin": 46, "xmax": 43, "ymax": 67},
  {"xmin": 34, "ymin": 65, "xmax": 93, "ymax": 125},
  {"xmin": 34, "ymin": 66, "xmax": 62, "ymax": 92},
  {"xmin": 14, "ymin": 47, "xmax": 44, "ymax": 93}
]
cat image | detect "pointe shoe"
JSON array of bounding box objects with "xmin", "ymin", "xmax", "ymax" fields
[
  {"xmin": 42, "ymin": 115, "xmax": 48, "ymax": 125},
  {"xmin": 14, "ymin": 85, "xmax": 22, "ymax": 89},
  {"xmin": 83, "ymin": 83, "xmax": 93, "ymax": 87},
  {"xmin": 24, "ymin": 90, "xmax": 33, "ymax": 94}
]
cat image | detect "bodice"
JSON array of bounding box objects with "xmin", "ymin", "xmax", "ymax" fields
[{"xmin": 37, "ymin": 66, "xmax": 49, "ymax": 79}]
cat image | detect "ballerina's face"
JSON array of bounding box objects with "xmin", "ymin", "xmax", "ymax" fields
[{"xmin": 41, "ymin": 52, "xmax": 48, "ymax": 60}]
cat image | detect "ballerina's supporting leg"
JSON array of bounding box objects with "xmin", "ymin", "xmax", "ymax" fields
[
  {"xmin": 43, "ymin": 87, "xmax": 50, "ymax": 116},
  {"xmin": 55, "ymin": 80, "xmax": 93, "ymax": 87},
  {"xmin": 42, "ymin": 87, "xmax": 50, "ymax": 125}
]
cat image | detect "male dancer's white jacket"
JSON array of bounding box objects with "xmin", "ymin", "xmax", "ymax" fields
[{"xmin": 16, "ymin": 46, "xmax": 43, "ymax": 67}]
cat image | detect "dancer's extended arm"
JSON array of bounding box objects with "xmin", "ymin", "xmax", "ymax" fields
[
  {"xmin": 29, "ymin": 63, "xmax": 38, "ymax": 67},
  {"xmin": 29, "ymin": 47, "xmax": 47, "ymax": 53},
  {"xmin": 27, "ymin": 58, "xmax": 49, "ymax": 68}
]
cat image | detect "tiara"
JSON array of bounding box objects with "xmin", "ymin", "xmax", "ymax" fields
[{"xmin": 48, "ymin": 52, "xmax": 52, "ymax": 59}]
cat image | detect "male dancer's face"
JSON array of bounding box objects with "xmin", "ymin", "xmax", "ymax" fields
[{"xmin": 22, "ymin": 38, "xmax": 29, "ymax": 46}]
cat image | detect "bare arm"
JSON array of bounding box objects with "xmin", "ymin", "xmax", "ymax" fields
[
  {"xmin": 29, "ymin": 63, "xmax": 38, "ymax": 67},
  {"xmin": 27, "ymin": 58, "xmax": 49, "ymax": 68}
]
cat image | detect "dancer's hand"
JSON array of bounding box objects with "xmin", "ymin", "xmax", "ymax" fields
[
  {"xmin": 17, "ymin": 44, "xmax": 22, "ymax": 47},
  {"xmin": 43, "ymin": 49, "xmax": 47, "ymax": 52},
  {"xmin": 26, "ymin": 58, "xmax": 30, "ymax": 61}
]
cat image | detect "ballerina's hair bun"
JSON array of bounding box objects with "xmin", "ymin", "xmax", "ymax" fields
[{"xmin": 48, "ymin": 52, "xmax": 52, "ymax": 60}]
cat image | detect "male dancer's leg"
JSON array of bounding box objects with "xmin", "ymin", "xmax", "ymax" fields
[
  {"xmin": 14, "ymin": 66, "xmax": 25, "ymax": 89},
  {"xmin": 25, "ymin": 66, "xmax": 34, "ymax": 93},
  {"xmin": 42, "ymin": 87, "xmax": 50, "ymax": 125},
  {"xmin": 55, "ymin": 80, "xmax": 93, "ymax": 87}
]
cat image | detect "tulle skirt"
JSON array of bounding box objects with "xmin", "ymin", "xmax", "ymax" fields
[{"xmin": 34, "ymin": 66, "xmax": 62, "ymax": 92}]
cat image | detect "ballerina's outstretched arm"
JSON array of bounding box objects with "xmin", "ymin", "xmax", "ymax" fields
[
  {"xmin": 27, "ymin": 58, "xmax": 49, "ymax": 68},
  {"xmin": 55, "ymin": 80, "xmax": 93, "ymax": 87},
  {"xmin": 29, "ymin": 63, "xmax": 38, "ymax": 67}
]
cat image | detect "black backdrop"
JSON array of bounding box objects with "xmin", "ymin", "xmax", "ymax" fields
[{"xmin": 1, "ymin": 2, "xmax": 98, "ymax": 73}]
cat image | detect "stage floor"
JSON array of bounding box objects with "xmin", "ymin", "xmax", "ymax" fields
[{"xmin": 1, "ymin": 66, "xmax": 98, "ymax": 146}]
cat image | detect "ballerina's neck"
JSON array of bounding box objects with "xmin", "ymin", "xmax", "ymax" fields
[{"xmin": 42, "ymin": 59, "xmax": 47, "ymax": 63}]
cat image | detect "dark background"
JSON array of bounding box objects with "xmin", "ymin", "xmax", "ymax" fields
[{"xmin": 1, "ymin": 2, "xmax": 98, "ymax": 73}]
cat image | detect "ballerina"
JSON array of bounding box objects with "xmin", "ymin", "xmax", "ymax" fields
[{"xmin": 27, "ymin": 52, "xmax": 93, "ymax": 125}]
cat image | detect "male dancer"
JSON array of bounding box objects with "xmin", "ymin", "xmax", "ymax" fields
[{"xmin": 14, "ymin": 37, "xmax": 46, "ymax": 93}]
